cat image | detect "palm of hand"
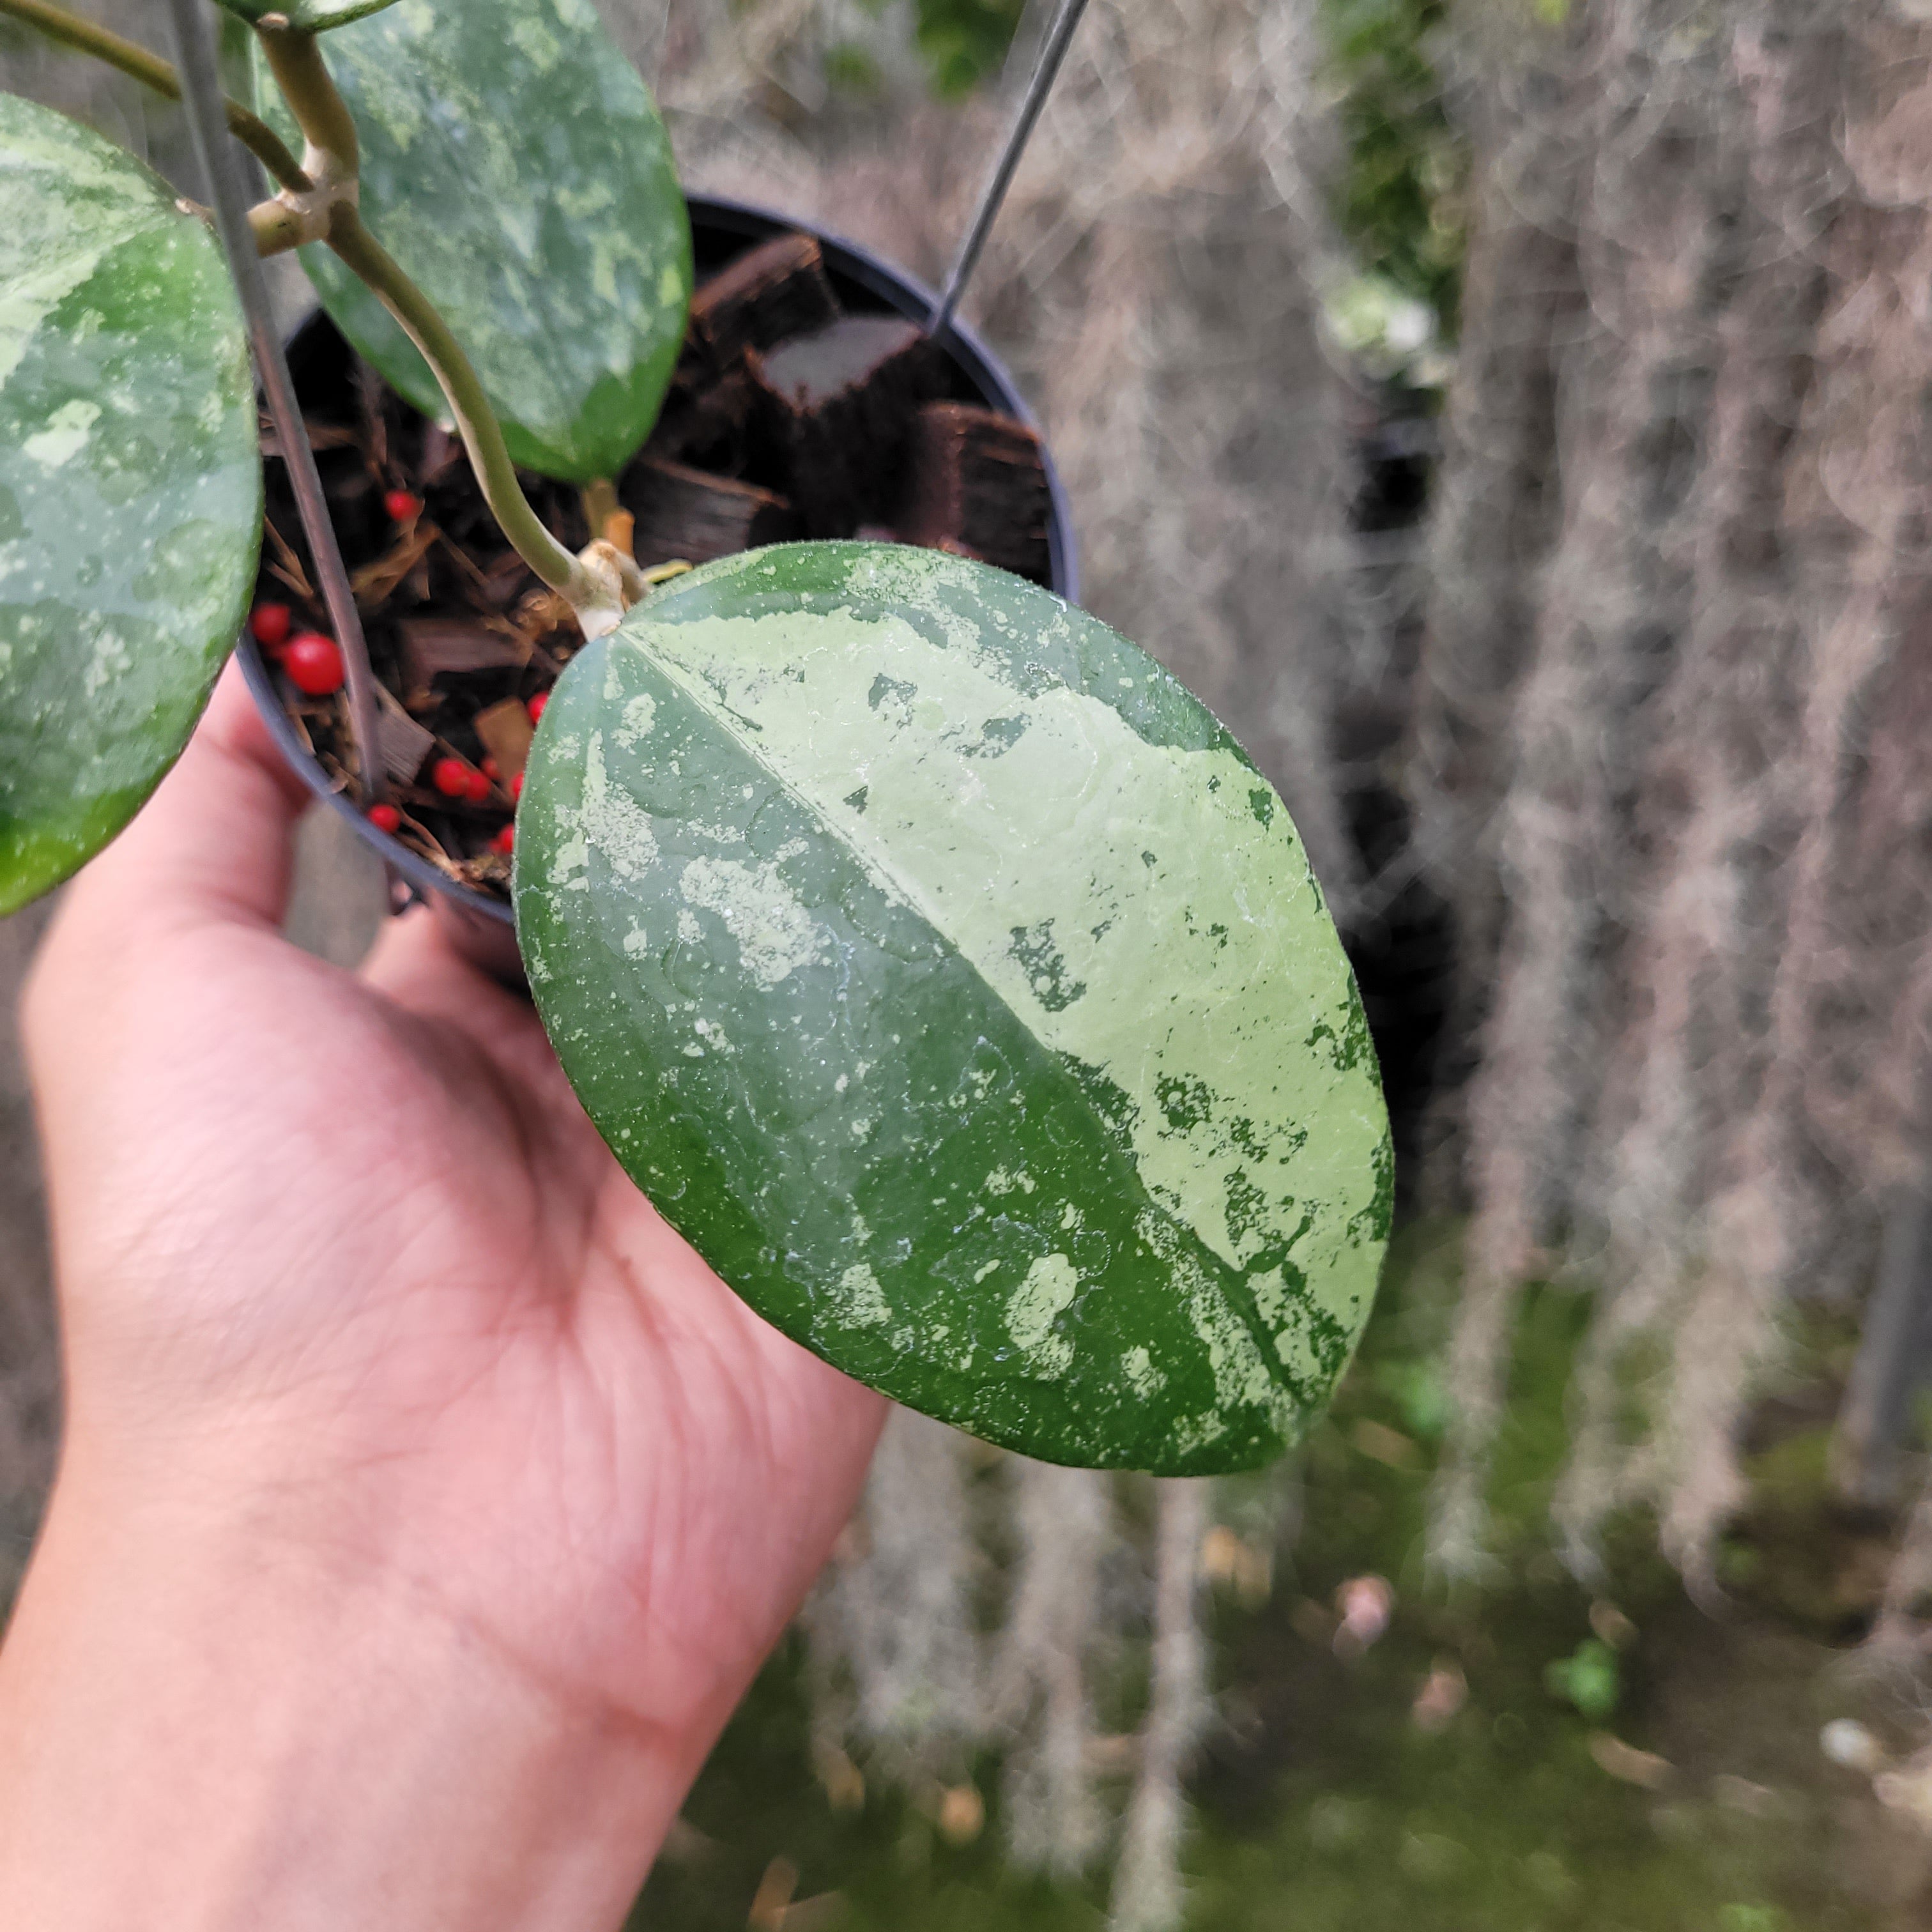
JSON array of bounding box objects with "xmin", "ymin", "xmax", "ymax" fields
[{"xmin": 25, "ymin": 671, "xmax": 883, "ymax": 1746}]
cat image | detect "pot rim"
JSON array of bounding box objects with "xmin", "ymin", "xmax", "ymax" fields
[{"xmin": 241, "ymin": 190, "xmax": 1080, "ymax": 932}]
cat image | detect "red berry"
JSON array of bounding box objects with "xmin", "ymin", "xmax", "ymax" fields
[
  {"xmin": 509, "ymin": 771, "xmax": 523, "ymax": 802},
  {"xmin": 367, "ymin": 802, "xmax": 402, "ymax": 835},
  {"xmin": 250, "ymin": 602, "xmax": 292, "ymax": 650},
  {"xmin": 526, "ymin": 691, "xmax": 548, "ymax": 725},
  {"xmin": 432, "ymin": 756, "xmax": 470, "ymax": 798},
  {"xmin": 480, "ymin": 755, "xmax": 500, "ymax": 781},
  {"xmin": 385, "ymin": 489, "xmax": 423, "ymax": 524},
  {"xmin": 463, "ymin": 767, "xmax": 491, "ymax": 804},
  {"xmin": 490, "ymin": 824, "xmax": 516, "ymax": 855},
  {"xmin": 284, "ymin": 631, "xmax": 344, "ymax": 696}
]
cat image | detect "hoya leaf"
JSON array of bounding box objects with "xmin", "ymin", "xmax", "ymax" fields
[
  {"xmin": 516, "ymin": 545, "xmax": 1392, "ymax": 1475},
  {"xmin": 218, "ymin": 0, "xmax": 401, "ymax": 29},
  {"xmin": 0, "ymin": 97, "xmax": 261, "ymax": 916},
  {"xmin": 266, "ymin": 0, "xmax": 691, "ymax": 483}
]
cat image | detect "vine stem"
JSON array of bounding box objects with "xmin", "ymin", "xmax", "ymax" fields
[
  {"xmin": 581, "ymin": 477, "xmax": 622, "ymax": 546},
  {"xmin": 325, "ymin": 211, "xmax": 613, "ymax": 621},
  {"xmin": 254, "ymin": 20, "xmax": 357, "ymax": 180},
  {"xmin": 0, "ymin": 0, "xmax": 309, "ymax": 191}
]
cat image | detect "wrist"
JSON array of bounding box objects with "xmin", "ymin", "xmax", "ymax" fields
[{"xmin": 0, "ymin": 1462, "xmax": 688, "ymax": 1932}]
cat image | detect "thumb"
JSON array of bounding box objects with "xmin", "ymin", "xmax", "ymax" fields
[{"xmin": 53, "ymin": 657, "xmax": 316, "ymax": 946}]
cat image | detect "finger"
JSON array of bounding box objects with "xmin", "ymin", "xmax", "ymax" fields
[
  {"xmin": 61, "ymin": 658, "xmax": 314, "ymax": 939},
  {"xmin": 360, "ymin": 901, "xmax": 554, "ymax": 1064},
  {"xmin": 359, "ymin": 906, "xmax": 611, "ymax": 1179}
]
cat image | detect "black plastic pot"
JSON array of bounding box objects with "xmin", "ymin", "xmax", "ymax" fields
[{"xmin": 241, "ymin": 193, "xmax": 1080, "ymax": 981}]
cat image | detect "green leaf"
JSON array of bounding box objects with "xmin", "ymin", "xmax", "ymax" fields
[
  {"xmin": 1545, "ymin": 1639, "xmax": 1620, "ymax": 1721},
  {"xmin": 516, "ymin": 545, "xmax": 1392, "ymax": 1474},
  {"xmin": 267, "ymin": 0, "xmax": 691, "ymax": 483},
  {"xmin": 0, "ymin": 97, "xmax": 261, "ymax": 916},
  {"xmin": 217, "ymin": 0, "xmax": 401, "ymax": 28}
]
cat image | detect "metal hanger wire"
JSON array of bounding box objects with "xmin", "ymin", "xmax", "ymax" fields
[
  {"xmin": 164, "ymin": 0, "xmax": 387, "ymax": 805},
  {"xmin": 930, "ymin": 0, "xmax": 1091, "ymax": 345}
]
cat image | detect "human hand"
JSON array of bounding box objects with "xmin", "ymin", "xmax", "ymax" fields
[{"xmin": 0, "ymin": 664, "xmax": 884, "ymax": 1930}]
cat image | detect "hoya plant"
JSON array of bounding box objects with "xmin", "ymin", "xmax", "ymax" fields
[{"xmin": 0, "ymin": 0, "xmax": 1391, "ymax": 1475}]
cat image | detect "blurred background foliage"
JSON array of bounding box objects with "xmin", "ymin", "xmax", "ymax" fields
[
  {"xmin": 1318, "ymin": 0, "xmax": 1464, "ymax": 331},
  {"xmin": 880, "ymin": 0, "xmax": 1468, "ymax": 318},
  {"xmin": 912, "ymin": 0, "xmax": 1029, "ymax": 94},
  {"xmin": 822, "ymin": 0, "xmax": 1027, "ymax": 98},
  {"xmin": 634, "ymin": 1232, "xmax": 1901, "ymax": 1931}
]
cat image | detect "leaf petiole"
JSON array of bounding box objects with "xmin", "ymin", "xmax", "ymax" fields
[
  {"xmin": 322, "ymin": 210, "xmax": 617, "ymax": 624},
  {"xmin": 252, "ymin": 19, "xmax": 356, "ymax": 180}
]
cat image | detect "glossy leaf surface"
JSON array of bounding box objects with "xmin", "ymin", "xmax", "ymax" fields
[
  {"xmin": 518, "ymin": 546, "xmax": 1392, "ymax": 1473},
  {"xmin": 218, "ymin": 0, "xmax": 401, "ymax": 29},
  {"xmin": 271, "ymin": 0, "xmax": 691, "ymax": 482},
  {"xmin": 0, "ymin": 97, "xmax": 260, "ymax": 915}
]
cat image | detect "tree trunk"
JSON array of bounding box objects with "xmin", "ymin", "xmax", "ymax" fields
[{"xmin": 1833, "ymin": 1183, "xmax": 1932, "ymax": 1508}]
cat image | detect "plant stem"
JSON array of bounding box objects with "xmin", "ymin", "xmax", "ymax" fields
[
  {"xmin": 0, "ymin": 0, "xmax": 309, "ymax": 192},
  {"xmin": 252, "ymin": 21, "xmax": 356, "ymax": 180},
  {"xmin": 249, "ymin": 197, "xmax": 306, "ymax": 256},
  {"xmin": 326, "ymin": 210, "xmax": 597, "ymax": 609},
  {"xmin": 581, "ymin": 478, "xmax": 621, "ymax": 542}
]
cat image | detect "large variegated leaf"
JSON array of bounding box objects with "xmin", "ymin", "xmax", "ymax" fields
[
  {"xmin": 517, "ymin": 545, "xmax": 1392, "ymax": 1474},
  {"xmin": 218, "ymin": 0, "xmax": 400, "ymax": 29},
  {"xmin": 266, "ymin": 0, "xmax": 691, "ymax": 482},
  {"xmin": 0, "ymin": 97, "xmax": 261, "ymax": 916}
]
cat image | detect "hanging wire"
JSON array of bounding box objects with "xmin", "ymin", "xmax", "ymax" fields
[
  {"xmin": 162, "ymin": 0, "xmax": 387, "ymax": 805},
  {"xmin": 929, "ymin": 0, "xmax": 1090, "ymax": 345}
]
